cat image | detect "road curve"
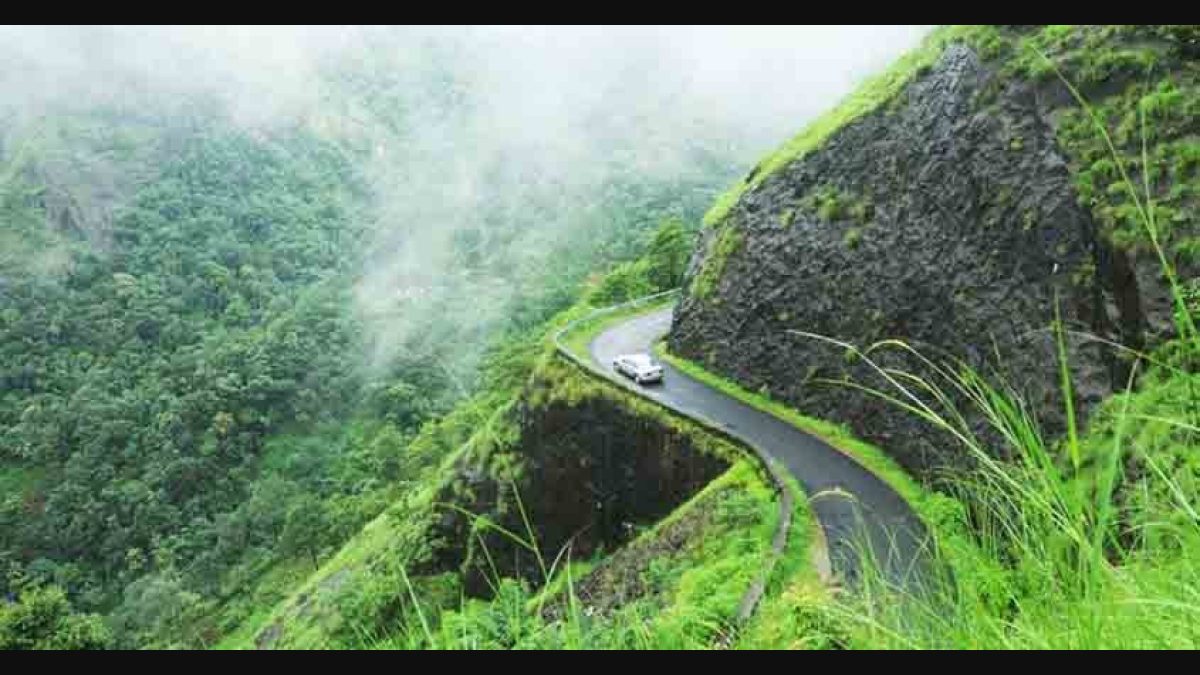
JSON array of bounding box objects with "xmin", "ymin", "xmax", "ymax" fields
[{"xmin": 589, "ymin": 307, "xmax": 933, "ymax": 588}]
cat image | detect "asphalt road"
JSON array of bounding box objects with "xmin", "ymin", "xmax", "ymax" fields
[{"xmin": 589, "ymin": 307, "xmax": 933, "ymax": 588}]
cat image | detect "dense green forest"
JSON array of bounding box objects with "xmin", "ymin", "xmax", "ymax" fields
[{"xmin": 0, "ymin": 29, "xmax": 736, "ymax": 648}]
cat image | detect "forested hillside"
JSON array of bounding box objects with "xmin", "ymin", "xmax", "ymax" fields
[{"xmin": 0, "ymin": 26, "xmax": 781, "ymax": 648}]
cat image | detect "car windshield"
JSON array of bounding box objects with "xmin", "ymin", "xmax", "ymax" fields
[{"xmin": 627, "ymin": 355, "xmax": 654, "ymax": 368}]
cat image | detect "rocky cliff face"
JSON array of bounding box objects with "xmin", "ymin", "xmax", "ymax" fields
[
  {"xmin": 669, "ymin": 41, "xmax": 1172, "ymax": 479},
  {"xmin": 424, "ymin": 365, "xmax": 734, "ymax": 596}
]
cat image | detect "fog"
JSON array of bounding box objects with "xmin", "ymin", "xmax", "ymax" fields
[
  {"xmin": 0, "ymin": 25, "xmax": 932, "ymax": 377},
  {"xmin": 0, "ymin": 26, "xmax": 932, "ymax": 140}
]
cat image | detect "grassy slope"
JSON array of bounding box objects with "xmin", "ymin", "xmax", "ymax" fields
[
  {"xmin": 391, "ymin": 459, "xmax": 794, "ymax": 649},
  {"xmin": 215, "ymin": 397, "xmax": 518, "ymax": 649},
  {"xmin": 735, "ymin": 473, "xmax": 834, "ymax": 650},
  {"xmin": 222, "ymin": 300, "xmax": 807, "ymax": 649}
]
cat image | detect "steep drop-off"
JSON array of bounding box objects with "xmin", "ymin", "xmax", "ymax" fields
[
  {"xmin": 422, "ymin": 360, "xmax": 734, "ymax": 597},
  {"xmin": 246, "ymin": 357, "xmax": 755, "ymax": 648},
  {"xmin": 670, "ymin": 26, "xmax": 1194, "ymax": 479}
]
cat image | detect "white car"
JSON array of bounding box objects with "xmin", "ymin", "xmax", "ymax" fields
[{"xmin": 612, "ymin": 353, "xmax": 664, "ymax": 385}]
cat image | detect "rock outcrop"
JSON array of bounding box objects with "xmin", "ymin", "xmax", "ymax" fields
[
  {"xmin": 425, "ymin": 368, "xmax": 733, "ymax": 596},
  {"xmin": 669, "ymin": 42, "xmax": 1162, "ymax": 479}
]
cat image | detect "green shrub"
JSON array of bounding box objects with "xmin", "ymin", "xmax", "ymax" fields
[
  {"xmin": 0, "ymin": 585, "xmax": 111, "ymax": 650},
  {"xmin": 843, "ymin": 227, "xmax": 863, "ymax": 249},
  {"xmin": 691, "ymin": 225, "xmax": 743, "ymax": 301}
]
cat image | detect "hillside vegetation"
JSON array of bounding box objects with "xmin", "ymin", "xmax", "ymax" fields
[
  {"xmin": 6, "ymin": 25, "xmax": 1200, "ymax": 651},
  {"xmin": 0, "ymin": 31, "xmax": 735, "ymax": 648}
]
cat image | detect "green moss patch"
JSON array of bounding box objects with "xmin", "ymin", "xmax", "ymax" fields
[{"xmin": 690, "ymin": 225, "xmax": 743, "ymax": 301}]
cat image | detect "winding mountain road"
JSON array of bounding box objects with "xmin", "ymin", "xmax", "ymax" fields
[{"xmin": 588, "ymin": 307, "xmax": 933, "ymax": 588}]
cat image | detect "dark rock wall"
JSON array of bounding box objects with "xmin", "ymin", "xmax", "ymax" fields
[
  {"xmin": 670, "ymin": 44, "xmax": 1148, "ymax": 479},
  {"xmin": 426, "ymin": 392, "xmax": 729, "ymax": 597}
]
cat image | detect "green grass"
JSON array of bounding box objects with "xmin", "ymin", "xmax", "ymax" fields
[
  {"xmin": 523, "ymin": 560, "xmax": 597, "ymax": 615},
  {"xmin": 798, "ymin": 45, "xmax": 1200, "ymax": 648},
  {"xmin": 798, "ymin": 327, "xmax": 1200, "ymax": 648},
  {"xmin": 690, "ymin": 225, "xmax": 742, "ymax": 301},
  {"xmin": 359, "ymin": 459, "xmax": 793, "ymax": 649},
  {"xmin": 211, "ymin": 558, "xmax": 318, "ymax": 650},
  {"xmin": 631, "ymin": 461, "xmax": 782, "ymax": 647},
  {"xmin": 217, "ymin": 463, "xmax": 459, "ymax": 649},
  {"xmin": 651, "ymin": 340, "xmax": 988, "ymax": 613},
  {"xmin": 734, "ymin": 472, "xmax": 835, "ymax": 649}
]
